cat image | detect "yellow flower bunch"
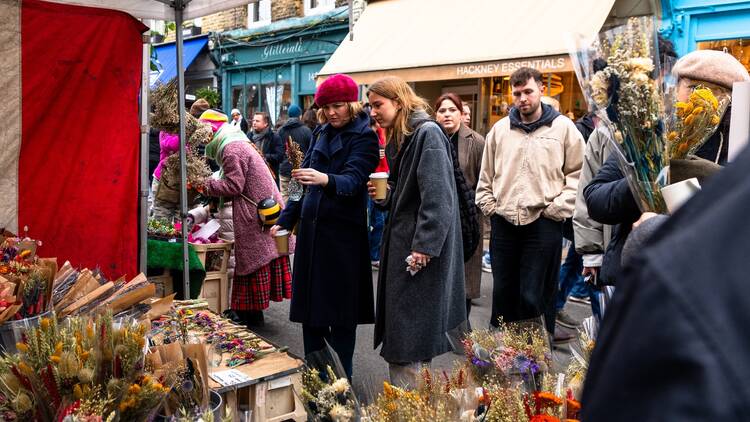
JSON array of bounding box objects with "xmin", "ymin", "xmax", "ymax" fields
[{"xmin": 668, "ymin": 85, "xmax": 729, "ymax": 159}]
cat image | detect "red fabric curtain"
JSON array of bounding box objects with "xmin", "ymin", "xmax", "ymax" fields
[{"xmin": 19, "ymin": 0, "xmax": 147, "ymax": 277}]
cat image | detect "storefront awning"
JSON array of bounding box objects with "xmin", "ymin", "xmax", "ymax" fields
[
  {"xmin": 318, "ymin": 0, "xmax": 616, "ymax": 85},
  {"xmin": 150, "ymin": 35, "xmax": 209, "ymax": 89}
]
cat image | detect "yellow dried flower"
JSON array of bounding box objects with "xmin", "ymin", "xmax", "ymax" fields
[
  {"xmin": 128, "ymin": 384, "xmax": 141, "ymax": 395},
  {"xmin": 74, "ymin": 384, "xmax": 84, "ymax": 399},
  {"xmin": 40, "ymin": 318, "xmax": 50, "ymax": 331},
  {"xmin": 667, "ymin": 131, "xmax": 678, "ymax": 141},
  {"xmin": 17, "ymin": 362, "xmax": 32, "ymax": 375},
  {"xmin": 692, "ymin": 88, "xmax": 719, "ymax": 109},
  {"xmin": 711, "ymin": 115, "xmax": 721, "ymax": 125},
  {"xmin": 15, "ymin": 343, "xmax": 28, "ymax": 353},
  {"xmin": 684, "ymin": 114, "xmax": 695, "ymax": 126},
  {"xmin": 691, "ymin": 106, "xmax": 704, "ymax": 116},
  {"xmin": 50, "ymin": 356, "xmax": 61, "ymax": 364},
  {"xmin": 54, "ymin": 342, "xmax": 63, "ymax": 356}
]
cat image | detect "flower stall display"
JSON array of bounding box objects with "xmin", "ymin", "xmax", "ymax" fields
[
  {"xmin": 0, "ymin": 234, "xmax": 55, "ymax": 326},
  {"xmin": 148, "ymin": 218, "xmax": 182, "ymax": 241},
  {"xmin": 0, "ymin": 312, "xmax": 171, "ymax": 421},
  {"xmin": 149, "ymin": 304, "xmax": 276, "ymax": 368}
]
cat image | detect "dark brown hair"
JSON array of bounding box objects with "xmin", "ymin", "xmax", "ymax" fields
[
  {"xmin": 254, "ymin": 111, "xmax": 270, "ymax": 125},
  {"xmin": 302, "ymin": 108, "xmax": 318, "ymax": 131},
  {"xmin": 433, "ymin": 93, "xmax": 463, "ymax": 115},
  {"xmin": 509, "ymin": 67, "xmax": 543, "ymax": 87}
]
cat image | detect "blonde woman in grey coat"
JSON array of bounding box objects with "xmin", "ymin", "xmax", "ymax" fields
[{"xmin": 367, "ymin": 77, "xmax": 466, "ymax": 388}]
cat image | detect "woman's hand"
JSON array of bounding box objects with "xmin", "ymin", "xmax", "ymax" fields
[
  {"xmin": 409, "ymin": 251, "xmax": 431, "ymax": 271},
  {"xmin": 367, "ymin": 181, "xmax": 377, "ymax": 199},
  {"xmin": 269, "ymin": 225, "xmax": 282, "ymax": 236},
  {"xmin": 292, "ymin": 168, "xmax": 329, "ymax": 186}
]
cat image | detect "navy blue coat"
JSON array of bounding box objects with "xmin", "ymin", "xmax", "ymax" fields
[
  {"xmin": 583, "ymin": 155, "xmax": 640, "ymax": 285},
  {"xmin": 276, "ymin": 111, "xmax": 379, "ymax": 327}
]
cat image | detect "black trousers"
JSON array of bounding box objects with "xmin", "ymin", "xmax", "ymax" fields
[
  {"xmin": 489, "ymin": 215, "xmax": 562, "ymax": 333},
  {"xmin": 302, "ymin": 324, "xmax": 357, "ymax": 379}
]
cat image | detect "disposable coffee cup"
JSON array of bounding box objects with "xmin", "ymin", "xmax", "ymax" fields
[
  {"xmin": 274, "ymin": 229, "xmax": 289, "ymax": 255},
  {"xmin": 370, "ymin": 172, "xmax": 388, "ymax": 200},
  {"xmin": 661, "ymin": 177, "xmax": 701, "ymax": 214}
]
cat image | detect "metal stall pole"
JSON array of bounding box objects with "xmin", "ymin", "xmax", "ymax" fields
[
  {"xmin": 139, "ymin": 31, "xmax": 151, "ymax": 275},
  {"xmin": 174, "ymin": 0, "xmax": 191, "ymax": 299}
]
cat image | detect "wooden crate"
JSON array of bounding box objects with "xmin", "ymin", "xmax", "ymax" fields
[
  {"xmin": 147, "ymin": 269, "xmax": 173, "ymax": 298},
  {"xmin": 220, "ymin": 373, "xmax": 307, "ymax": 422},
  {"xmin": 191, "ymin": 241, "xmax": 234, "ymax": 276},
  {"xmin": 200, "ymin": 273, "xmax": 228, "ymax": 314}
]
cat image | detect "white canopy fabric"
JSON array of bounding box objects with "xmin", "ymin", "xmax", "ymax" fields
[
  {"xmin": 44, "ymin": 0, "xmax": 251, "ymax": 20},
  {"xmin": 319, "ymin": 0, "xmax": 616, "ymax": 84}
]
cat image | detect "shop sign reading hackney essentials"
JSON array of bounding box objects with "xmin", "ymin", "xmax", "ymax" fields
[{"xmin": 455, "ymin": 56, "xmax": 570, "ymax": 78}]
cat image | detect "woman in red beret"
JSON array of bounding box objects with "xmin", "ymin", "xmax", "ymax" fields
[{"xmin": 271, "ymin": 74, "xmax": 379, "ymax": 379}]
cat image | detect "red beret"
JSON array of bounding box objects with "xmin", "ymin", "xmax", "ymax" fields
[{"xmin": 314, "ymin": 74, "xmax": 359, "ymax": 106}]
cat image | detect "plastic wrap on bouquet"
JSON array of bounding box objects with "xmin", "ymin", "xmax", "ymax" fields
[
  {"xmin": 568, "ymin": 16, "xmax": 672, "ymax": 212},
  {"xmin": 297, "ymin": 343, "xmax": 362, "ymax": 422}
]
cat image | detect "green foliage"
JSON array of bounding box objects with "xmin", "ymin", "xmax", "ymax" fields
[{"xmin": 195, "ymin": 87, "xmax": 221, "ymax": 108}]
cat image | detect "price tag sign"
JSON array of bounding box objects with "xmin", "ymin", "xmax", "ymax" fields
[{"xmin": 210, "ymin": 369, "xmax": 252, "ymax": 387}]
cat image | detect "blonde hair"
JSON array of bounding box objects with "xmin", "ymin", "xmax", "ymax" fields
[
  {"xmin": 367, "ymin": 76, "xmax": 431, "ymax": 149},
  {"xmin": 316, "ymin": 102, "xmax": 364, "ymax": 125}
]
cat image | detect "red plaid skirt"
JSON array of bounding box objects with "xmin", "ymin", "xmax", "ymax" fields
[{"xmin": 231, "ymin": 256, "xmax": 292, "ymax": 311}]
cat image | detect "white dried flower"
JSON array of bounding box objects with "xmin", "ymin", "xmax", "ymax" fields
[{"xmin": 332, "ymin": 378, "xmax": 350, "ymax": 395}]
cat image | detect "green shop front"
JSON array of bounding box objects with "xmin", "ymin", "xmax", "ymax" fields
[{"xmin": 216, "ymin": 9, "xmax": 349, "ymax": 126}]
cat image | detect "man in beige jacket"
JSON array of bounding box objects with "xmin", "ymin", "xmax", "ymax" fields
[{"xmin": 476, "ymin": 67, "xmax": 584, "ymax": 334}]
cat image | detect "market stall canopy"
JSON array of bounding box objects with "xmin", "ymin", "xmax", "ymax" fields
[
  {"xmin": 318, "ymin": 0, "xmax": 616, "ymax": 85},
  {"xmin": 150, "ymin": 35, "xmax": 209, "ymax": 88},
  {"xmin": 43, "ymin": 0, "xmax": 252, "ymax": 20}
]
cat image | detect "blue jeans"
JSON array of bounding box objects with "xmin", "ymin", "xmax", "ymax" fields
[
  {"xmin": 555, "ymin": 242, "xmax": 601, "ymax": 320},
  {"xmin": 368, "ymin": 199, "xmax": 387, "ymax": 262}
]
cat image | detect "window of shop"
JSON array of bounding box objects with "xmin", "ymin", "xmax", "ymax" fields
[
  {"xmin": 245, "ymin": 84, "xmax": 260, "ymax": 121},
  {"xmin": 248, "ymin": 0, "xmax": 271, "ymax": 27},
  {"xmin": 697, "ymin": 38, "xmax": 750, "ymax": 73},
  {"xmin": 263, "ymin": 81, "xmax": 291, "ymax": 127},
  {"xmin": 304, "ymin": 0, "xmax": 335, "ymax": 16}
]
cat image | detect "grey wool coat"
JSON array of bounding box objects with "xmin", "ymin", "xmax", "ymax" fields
[{"xmin": 374, "ymin": 111, "xmax": 467, "ymax": 363}]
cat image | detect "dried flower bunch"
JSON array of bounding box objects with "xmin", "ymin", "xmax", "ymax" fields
[
  {"xmin": 0, "ymin": 312, "xmax": 170, "ymax": 421},
  {"xmin": 574, "ymin": 16, "xmax": 670, "ymax": 212},
  {"xmin": 0, "ymin": 235, "xmax": 53, "ymax": 323},
  {"xmin": 667, "ymin": 84, "xmax": 730, "ymax": 159},
  {"xmin": 462, "ymin": 319, "xmax": 552, "ymax": 388},
  {"xmin": 150, "ymin": 309, "xmax": 273, "ymax": 368},
  {"xmin": 150, "ymin": 80, "xmax": 213, "ymax": 192},
  {"xmin": 301, "ymin": 365, "xmax": 358, "ymax": 422},
  {"xmin": 286, "ymin": 137, "xmax": 304, "ymax": 170}
]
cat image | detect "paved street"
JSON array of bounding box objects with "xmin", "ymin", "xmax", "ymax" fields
[{"xmin": 252, "ymin": 262, "xmax": 592, "ymax": 402}]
